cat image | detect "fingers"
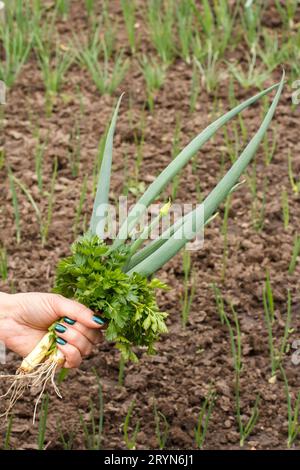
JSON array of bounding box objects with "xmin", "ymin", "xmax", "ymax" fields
[
  {"xmin": 61, "ymin": 319, "xmax": 103, "ymax": 345},
  {"xmin": 55, "ymin": 322, "xmax": 103, "ymax": 355},
  {"xmin": 50, "ymin": 294, "xmax": 107, "ymax": 329},
  {"xmin": 56, "ymin": 342, "xmax": 82, "ymax": 369},
  {"xmin": 51, "ymin": 294, "xmax": 107, "ymax": 369}
]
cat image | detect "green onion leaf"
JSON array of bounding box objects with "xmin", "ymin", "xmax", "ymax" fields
[
  {"xmin": 89, "ymin": 93, "xmax": 124, "ymax": 238},
  {"xmin": 113, "ymin": 82, "xmax": 280, "ymax": 249},
  {"xmin": 128, "ymin": 73, "xmax": 284, "ymax": 277}
]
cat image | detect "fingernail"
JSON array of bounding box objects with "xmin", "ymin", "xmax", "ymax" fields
[
  {"xmin": 55, "ymin": 324, "xmax": 67, "ymax": 334},
  {"xmin": 64, "ymin": 317, "xmax": 76, "ymax": 325},
  {"xmin": 56, "ymin": 337, "xmax": 67, "ymax": 346},
  {"xmin": 92, "ymin": 315, "xmax": 106, "ymax": 325}
]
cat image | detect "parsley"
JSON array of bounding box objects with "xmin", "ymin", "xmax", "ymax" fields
[{"xmin": 53, "ymin": 233, "xmax": 168, "ymax": 362}]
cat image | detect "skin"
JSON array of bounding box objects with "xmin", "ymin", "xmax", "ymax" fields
[{"xmin": 0, "ymin": 292, "xmax": 104, "ymax": 368}]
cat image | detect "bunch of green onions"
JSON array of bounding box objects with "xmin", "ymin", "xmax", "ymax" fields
[{"xmin": 1, "ymin": 73, "xmax": 284, "ymax": 417}]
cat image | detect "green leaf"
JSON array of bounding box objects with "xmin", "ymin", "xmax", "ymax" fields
[
  {"xmin": 113, "ymin": 81, "xmax": 280, "ymax": 249},
  {"xmin": 53, "ymin": 235, "xmax": 168, "ymax": 360},
  {"xmin": 143, "ymin": 315, "xmax": 151, "ymax": 330},
  {"xmin": 89, "ymin": 94, "xmax": 124, "ymax": 237},
  {"xmin": 57, "ymin": 368, "xmax": 69, "ymax": 384},
  {"xmin": 105, "ymin": 321, "xmax": 118, "ymax": 341}
]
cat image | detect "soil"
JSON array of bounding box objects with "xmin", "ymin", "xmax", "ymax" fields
[{"xmin": 1, "ymin": 0, "xmax": 300, "ymax": 450}]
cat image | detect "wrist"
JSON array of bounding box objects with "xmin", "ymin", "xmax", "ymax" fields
[
  {"xmin": 0, "ymin": 292, "xmax": 13, "ymax": 319},
  {"xmin": 0, "ymin": 293, "xmax": 16, "ymax": 342}
]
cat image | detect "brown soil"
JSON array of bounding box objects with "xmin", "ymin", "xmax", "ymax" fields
[{"xmin": 1, "ymin": 0, "xmax": 300, "ymax": 450}]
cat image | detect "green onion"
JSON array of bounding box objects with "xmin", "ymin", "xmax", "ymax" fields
[
  {"xmin": 113, "ymin": 80, "xmax": 281, "ymax": 249},
  {"xmin": 128, "ymin": 73, "xmax": 284, "ymax": 276},
  {"xmin": 2, "ymin": 75, "xmax": 284, "ymax": 417}
]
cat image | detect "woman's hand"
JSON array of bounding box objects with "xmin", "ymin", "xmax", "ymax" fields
[{"xmin": 0, "ymin": 292, "xmax": 105, "ymax": 368}]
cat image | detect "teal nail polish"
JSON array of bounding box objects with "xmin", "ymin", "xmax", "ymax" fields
[
  {"xmin": 64, "ymin": 317, "xmax": 76, "ymax": 325},
  {"xmin": 55, "ymin": 324, "xmax": 67, "ymax": 334},
  {"xmin": 92, "ymin": 315, "xmax": 106, "ymax": 325},
  {"xmin": 56, "ymin": 337, "xmax": 67, "ymax": 346}
]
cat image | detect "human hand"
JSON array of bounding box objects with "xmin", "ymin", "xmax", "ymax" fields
[{"xmin": 0, "ymin": 292, "xmax": 105, "ymax": 368}]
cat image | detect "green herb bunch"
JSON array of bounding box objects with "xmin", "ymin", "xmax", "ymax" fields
[
  {"xmin": 53, "ymin": 233, "xmax": 168, "ymax": 361},
  {"xmin": 54, "ymin": 78, "xmax": 283, "ymax": 362}
]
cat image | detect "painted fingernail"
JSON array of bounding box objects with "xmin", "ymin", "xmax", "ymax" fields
[
  {"xmin": 64, "ymin": 317, "xmax": 76, "ymax": 325},
  {"xmin": 56, "ymin": 337, "xmax": 67, "ymax": 346},
  {"xmin": 92, "ymin": 315, "xmax": 106, "ymax": 325},
  {"xmin": 55, "ymin": 324, "xmax": 67, "ymax": 334}
]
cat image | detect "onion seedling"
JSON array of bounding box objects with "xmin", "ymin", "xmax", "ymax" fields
[
  {"xmin": 241, "ymin": 0, "xmax": 264, "ymax": 50},
  {"xmin": 133, "ymin": 110, "xmax": 146, "ymax": 181},
  {"xmin": 56, "ymin": 0, "xmax": 70, "ymax": 20},
  {"xmin": 73, "ymin": 175, "xmax": 88, "ymax": 237},
  {"xmin": 193, "ymin": 0, "xmax": 235, "ymax": 59},
  {"xmin": 118, "ymin": 356, "xmax": 126, "ymax": 386},
  {"xmin": 211, "ymin": 283, "xmax": 226, "ymax": 324},
  {"xmin": 280, "ymin": 364, "xmax": 300, "ymax": 448},
  {"xmin": 79, "ymin": 370, "xmax": 103, "ymax": 450},
  {"xmin": 85, "ymin": 0, "xmax": 95, "ymax": 19},
  {"xmin": 288, "ymin": 150, "xmax": 300, "ymax": 195},
  {"xmin": 8, "ymin": 168, "xmax": 21, "ymax": 245},
  {"xmin": 274, "ymin": 0, "xmax": 298, "ymax": 30},
  {"xmin": 288, "ymin": 234, "xmax": 300, "ymax": 275},
  {"xmin": 0, "ymin": 245, "xmax": 8, "ymax": 281},
  {"xmin": 78, "ymin": 43, "xmax": 128, "ymax": 96},
  {"xmin": 99, "ymin": 0, "xmax": 116, "ymax": 59},
  {"xmin": 139, "ymin": 55, "xmax": 166, "ymax": 112},
  {"xmin": 281, "ymin": 188, "xmax": 290, "ymax": 231},
  {"xmin": 181, "ymin": 249, "xmax": 196, "ymax": 328},
  {"xmin": 8, "ymin": 159, "xmax": 58, "ymax": 247},
  {"xmin": 228, "ymin": 52, "xmax": 271, "ymax": 90},
  {"xmin": 68, "ymin": 115, "xmax": 82, "ymax": 177},
  {"xmin": 0, "ymin": 12, "xmax": 32, "ymax": 88},
  {"xmin": 123, "ymin": 400, "xmax": 140, "ymax": 450},
  {"xmin": 221, "ymin": 194, "xmax": 231, "ymax": 282},
  {"xmin": 154, "ymin": 402, "xmax": 169, "ymax": 450},
  {"xmin": 194, "ymin": 47, "xmax": 220, "ymax": 95},
  {"xmin": 258, "ymin": 30, "xmax": 283, "ymax": 72},
  {"xmin": 263, "ymin": 270, "xmax": 275, "ymax": 324},
  {"xmin": 37, "ymin": 394, "xmax": 49, "ymax": 450},
  {"xmin": 33, "ymin": 130, "xmax": 48, "ymax": 194},
  {"xmin": 147, "ymin": 0, "xmax": 175, "ymax": 65},
  {"xmin": 35, "ymin": 38, "xmax": 74, "ymax": 116},
  {"xmin": 171, "ymin": 114, "xmax": 182, "ymax": 199},
  {"xmin": 263, "ymin": 278, "xmax": 292, "ymax": 381},
  {"xmin": 194, "ymin": 389, "xmax": 216, "ymax": 449},
  {"xmin": 3, "ymin": 415, "xmax": 13, "ymax": 450},
  {"xmin": 57, "ymin": 419, "xmax": 75, "ymax": 450},
  {"xmin": 223, "ymin": 123, "xmax": 241, "ymax": 163},
  {"xmin": 121, "ymin": 0, "xmax": 137, "ymax": 54},
  {"xmin": 42, "ymin": 158, "xmax": 58, "ymax": 245},
  {"xmin": 0, "ymin": 75, "xmax": 284, "ymax": 418},
  {"xmin": 222, "ymin": 302, "xmax": 260, "ymax": 447},
  {"xmin": 176, "ymin": 0, "xmax": 194, "ymax": 64},
  {"xmin": 247, "ymin": 161, "xmax": 268, "ymax": 232},
  {"xmin": 189, "ymin": 58, "xmax": 200, "ymax": 113},
  {"xmin": 0, "ymin": 148, "xmax": 5, "ymax": 171},
  {"xmin": 263, "ymin": 126, "xmax": 277, "ymax": 166},
  {"xmin": 76, "ymin": 19, "xmax": 127, "ymax": 95}
]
